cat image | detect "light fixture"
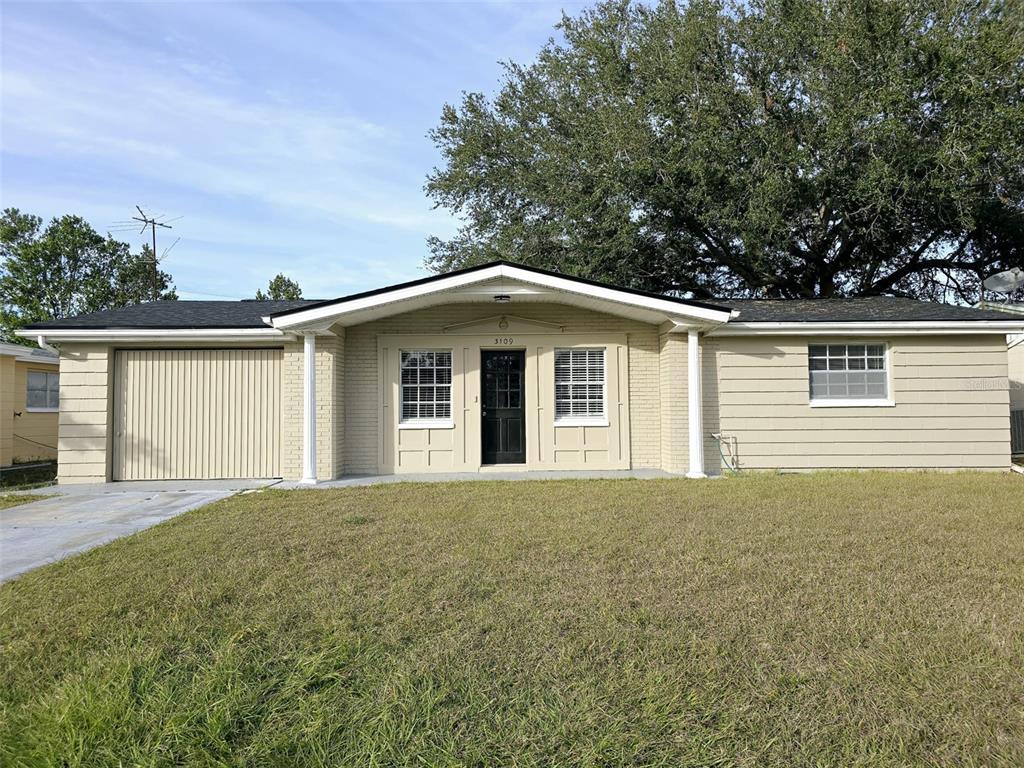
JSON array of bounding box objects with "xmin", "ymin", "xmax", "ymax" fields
[{"xmin": 493, "ymin": 294, "xmax": 511, "ymax": 304}]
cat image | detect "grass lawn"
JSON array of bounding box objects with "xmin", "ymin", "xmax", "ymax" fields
[
  {"xmin": 2, "ymin": 474, "xmax": 1022, "ymax": 766},
  {"xmin": 0, "ymin": 494, "xmax": 45, "ymax": 511}
]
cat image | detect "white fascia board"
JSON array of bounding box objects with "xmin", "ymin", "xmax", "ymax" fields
[
  {"xmin": 500, "ymin": 266, "xmax": 733, "ymax": 322},
  {"xmin": 269, "ymin": 264, "xmax": 734, "ymax": 329},
  {"xmin": 270, "ymin": 265, "xmax": 508, "ymax": 328},
  {"xmin": 17, "ymin": 327, "xmax": 291, "ymax": 343},
  {"xmin": 707, "ymin": 320, "xmax": 1024, "ymax": 336},
  {"xmin": 668, "ymin": 310, "xmax": 741, "ymax": 332}
]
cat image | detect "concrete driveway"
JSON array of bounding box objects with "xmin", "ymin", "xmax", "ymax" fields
[{"xmin": 0, "ymin": 480, "xmax": 277, "ymax": 582}]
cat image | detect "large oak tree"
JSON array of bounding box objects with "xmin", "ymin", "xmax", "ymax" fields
[{"xmin": 427, "ymin": 0, "xmax": 1024, "ymax": 300}]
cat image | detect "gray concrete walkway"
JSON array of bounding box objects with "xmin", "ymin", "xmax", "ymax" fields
[
  {"xmin": 0, "ymin": 480, "xmax": 276, "ymax": 582},
  {"xmin": 278, "ymin": 468, "xmax": 678, "ymax": 489}
]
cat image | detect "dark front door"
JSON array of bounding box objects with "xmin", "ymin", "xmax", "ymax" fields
[{"xmin": 481, "ymin": 350, "xmax": 526, "ymax": 464}]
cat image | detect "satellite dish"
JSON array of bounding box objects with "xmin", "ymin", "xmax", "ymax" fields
[{"xmin": 982, "ymin": 267, "xmax": 1024, "ymax": 293}]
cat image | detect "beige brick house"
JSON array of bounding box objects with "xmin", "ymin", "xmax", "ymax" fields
[{"xmin": 19, "ymin": 262, "xmax": 1024, "ymax": 484}]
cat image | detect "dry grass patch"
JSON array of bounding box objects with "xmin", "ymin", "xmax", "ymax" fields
[
  {"xmin": 0, "ymin": 494, "xmax": 45, "ymax": 511},
  {"xmin": 1, "ymin": 473, "xmax": 1023, "ymax": 766}
]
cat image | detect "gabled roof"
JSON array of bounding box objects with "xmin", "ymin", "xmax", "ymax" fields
[
  {"xmin": 264, "ymin": 261, "xmax": 735, "ymax": 329},
  {"xmin": 269, "ymin": 261, "xmax": 732, "ymax": 322}
]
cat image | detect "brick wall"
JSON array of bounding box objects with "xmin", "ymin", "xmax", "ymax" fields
[
  {"xmin": 281, "ymin": 339, "xmax": 302, "ymax": 480},
  {"xmin": 280, "ymin": 331, "xmax": 345, "ymax": 481},
  {"xmin": 659, "ymin": 333, "xmax": 687, "ymax": 473}
]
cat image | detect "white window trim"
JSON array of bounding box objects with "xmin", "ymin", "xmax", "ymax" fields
[
  {"xmin": 25, "ymin": 406, "xmax": 60, "ymax": 413},
  {"xmin": 399, "ymin": 349, "xmax": 453, "ymax": 425},
  {"xmin": 554, "ymin": 347, "xmax": 608, "ymax": 426},
  {"xmin": 554, "ymin": 416, "xmax": 610, "ymax": 428},
  {"xmin": 809, "ymin": 398, "xmax": 895, "ymax": 408},
  {"xmin": 808, "ymin": 341, "xmax": 893, "ymax": 406},
  {"xmin": 397, "ymin": 419, "xmax": 455, "ymax": 430}
]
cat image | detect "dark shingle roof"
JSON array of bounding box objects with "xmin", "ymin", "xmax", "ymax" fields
[
  {"xmin": 726, "ymin": 296, "xmax": 1014, "ymax": 323},
  {"xmin": 20, "ymin": 265, "xmax": 1013, "ymax": 332},
  {"xmin": 23, "ymin": 300, "xmax": 322, "ymax": 330}
]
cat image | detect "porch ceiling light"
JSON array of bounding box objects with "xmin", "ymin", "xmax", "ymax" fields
[{"xmin": 493, "ymin": 294, "xmax": 512, "ymax": 304}]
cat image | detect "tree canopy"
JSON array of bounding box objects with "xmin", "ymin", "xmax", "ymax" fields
[
  {"xmin": 0, "ymin": 209, "xmax": 177, "ymax": 344},
  {"xmin": 427, "ymin": 0, "xmax": 1024, "ymax": 301},
  {"xmin": 255, "ymin": 273, "xmax": 303, "ymax": 301}
]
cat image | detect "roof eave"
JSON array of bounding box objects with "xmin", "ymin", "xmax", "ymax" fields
[
  {"xmin": 17, "ymin": 327, "xmax": 292, "ymax": 344},
  {"xmin": 707, "ymin": 320, "xmax": 1024, "ymax": 336},
  {"xmin": 268, "ymin": 263, "xmax": 734, "ymax": 330}
]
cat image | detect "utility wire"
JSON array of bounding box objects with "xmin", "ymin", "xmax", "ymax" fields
[{"xmin": 13, "ymin": 434, "xmax": 57, "ymax": 451}]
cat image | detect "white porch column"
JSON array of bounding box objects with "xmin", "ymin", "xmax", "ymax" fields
[
  {"xmin": 301, "ymin": 332, "xmax": 317, "ymax": 484},
  {"xmin": 686, "ymin": 328, "xmax": 706, "ymax": 479}
]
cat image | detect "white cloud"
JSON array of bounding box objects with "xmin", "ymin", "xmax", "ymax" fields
[
  {"xmin": 0, "ymin": 1, "xmax": 568, "ymax": 296},
  {"xmin": 1, "ymin": 8, "xmax": 451, "ymax": 236}
]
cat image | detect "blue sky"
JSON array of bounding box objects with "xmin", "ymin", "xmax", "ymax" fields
[{"xmin": 1, "ymin": 1, "xmax": 582, "ymax": 300}]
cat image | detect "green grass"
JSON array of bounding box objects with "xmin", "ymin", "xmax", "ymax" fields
[
  {"xmin": 2, "ymin": 474, "xmax": 1023, "ymax": 766},
  {"xmin": 0, "ymin": 494, "xmax": 45, "ymax": 510}
]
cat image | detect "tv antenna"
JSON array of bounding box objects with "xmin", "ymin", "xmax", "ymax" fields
[{"xmin": 117, "ymin": 206, "xmax": 182, "ymax": 300}]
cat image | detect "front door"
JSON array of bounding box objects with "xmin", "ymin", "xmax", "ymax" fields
[{"xmin": 481, "ymin": 350, "xmax": 526, "ymax": 464}]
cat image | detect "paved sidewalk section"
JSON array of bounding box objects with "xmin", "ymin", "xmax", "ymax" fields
[
  {"xmin": 277, "ymin": 468, "xmax": 678, "ymax": 489},
  {"xmin": 1, "ymin": 480, "xmax": 275, "ymax": 582}
]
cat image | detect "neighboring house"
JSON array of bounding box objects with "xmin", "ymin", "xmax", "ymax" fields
[
  {"xmin": 18, "ymin": 262, "xmax": 1024, "ymax": 484},
  {"xmin": 978, "ymin": 301, "xmax": 1024, "ymax": 455},
  {"xmin": 0, "ymin": 342, "xmax": 59, "ymax": 467}
]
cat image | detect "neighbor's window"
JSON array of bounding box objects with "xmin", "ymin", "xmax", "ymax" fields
[
  {"xmin": 808, "ymin": 344, "xmax": 887, "ymax": 401},
  {"xmin": 400, "ymin": 350, "xmax": 452, "ymax": 422},
  {"xmin": 27, "ymin": 371, "xmax": 59, "ymax": 410},
  {"xmin": 554, "ymin": 348, "xmax": 605, "ymax": 421}
]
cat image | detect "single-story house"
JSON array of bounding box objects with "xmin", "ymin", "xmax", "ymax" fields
[
  {"xmin": 0, "ymin": 341, "xmax": 60, "ymax": 467},
  {"xmin": 18, "ymin": 261, "xmax": 1024, "ymax": 484}
]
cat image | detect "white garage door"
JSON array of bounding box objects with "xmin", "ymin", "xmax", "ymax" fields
[{"xmin": 113, "ymin": 349, "xmax": 282, "ymax": 480}]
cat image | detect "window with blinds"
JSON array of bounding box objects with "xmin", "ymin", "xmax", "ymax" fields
[
  {"xmin": 554, "ymin": 348, "xmax": 605, "ymax": 421},
  {"xmin": 400, "ymin": 351, "xmax": 452, "ymax": 422}
]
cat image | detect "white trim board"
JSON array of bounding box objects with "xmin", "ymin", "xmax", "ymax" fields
[
  {"xmin": 18, "ymin": 328, "xmax": 292, "ymax": 344},
  {"xmin": 708, "ymin": 320, "xmax": 1024, "ymax": 336},
  {"xmin": 266, "ymin": 264, "xmax": 736, "ymax": 330}
]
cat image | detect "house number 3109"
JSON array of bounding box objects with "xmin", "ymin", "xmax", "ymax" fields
[{"xmin": 493, "ymin": 337, "xmax": 515, "ymax": 345}]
